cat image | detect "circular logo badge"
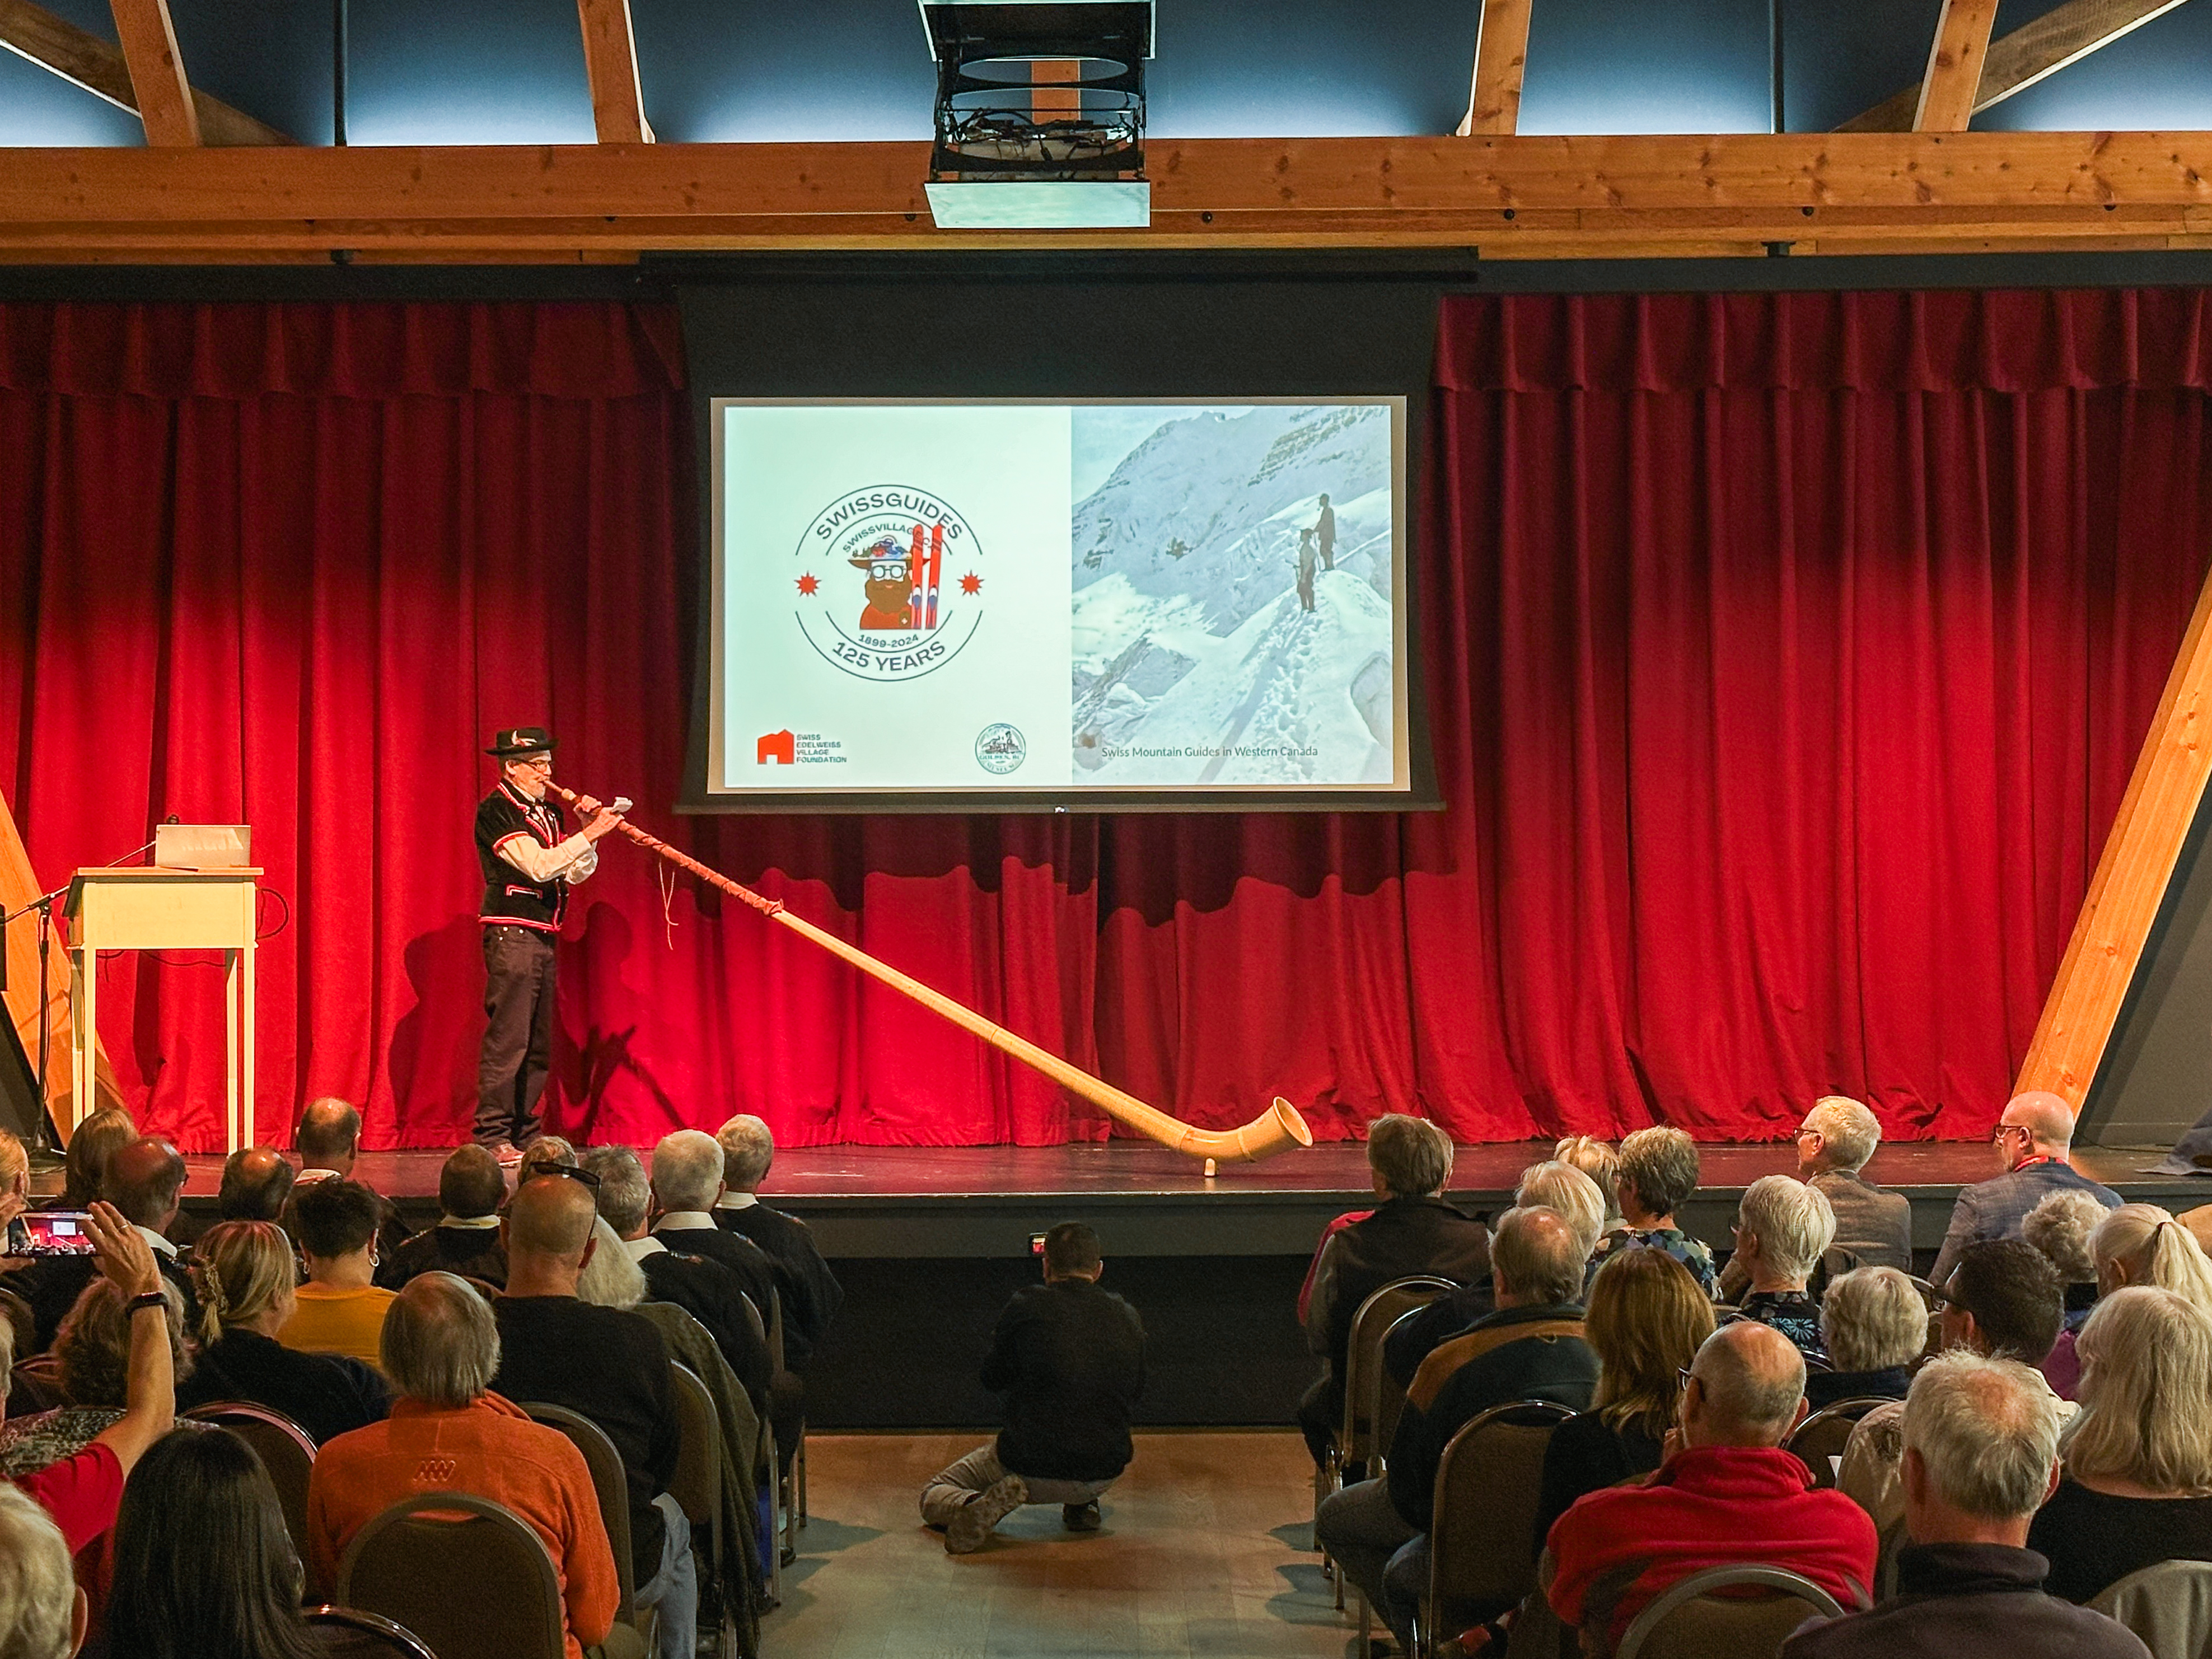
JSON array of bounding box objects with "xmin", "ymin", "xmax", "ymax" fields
[
  {"xmin": 975, "ymin": 723, "xmax": 1027, "ymax": 774},
  {"xmin": 790, "ymin": 485, "xmax": 984, "ymax": 683}
]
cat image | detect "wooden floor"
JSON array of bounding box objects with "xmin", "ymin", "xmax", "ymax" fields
[{"xmin": 765, "ymin": 1432, "xmax": 1348, "ymax": 1659}]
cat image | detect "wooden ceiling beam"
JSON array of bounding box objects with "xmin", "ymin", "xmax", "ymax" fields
[
  {"xmin": 0, "ymin": 0, "xmax": 290, "ymax": 144},
  {"xmin": 0, "ymin": 132, "xmax": 2206, "ymax": 254},
  {"xmin": 1914, "ymin": 0, "xmax": 2001, "ymax": 131},
  {"xmin": 107, "ymin": 0, "xmax": 198, "ymax": 146},
  {"xmin": 1841, "ymin": 0, "xmax": 2195, "ymax": 133},
  {"xmin": 575, "ymin": 0, "xmax": 651, "ymax": 144},
  {"xmin": 1458, "ymin": 0, "xmax": 1535, "ymax": 137}
]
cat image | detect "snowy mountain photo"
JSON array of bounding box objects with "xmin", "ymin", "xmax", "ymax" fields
[{"xmin": 1068, "ymin": 403, "xmax": 1397, "ymax": 784}]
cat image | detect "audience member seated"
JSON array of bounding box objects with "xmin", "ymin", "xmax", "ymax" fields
[
  {"xmin": 1554, "ymin": 1135, "xmax": 1623, "ymax": 1230},
  {"xmin": 1588, "ymin": 1126, "xmax": 1718, "ymax": 1296},
  {"xmin": 1807, "ymin": 1267, "xmax": 1923, "ymax": 1409},
  {"xmin": 177, "ymin": 1221, "xmax": 389, "ymax": 1444},
  {"xmin": 1727, "ymin": 1175, "xmax": 1837, "ymax": 1360},
  {"xmin": 278, "ymin": 1181, "xmax": 395, "ymax": 1370},
  {"xmin": 920, "ymin": 1222, "xmax": 1146, "ymax": 1554},
  {"xmin": 713, "ymin": 1113, "xmax": 845, "ymax": 1370},
  {"xmin": 492, "ymin": 1175, "xmax": 695, "ymax": 1659},
  {"xmin": 307, "ymin": 1272, "xmax": 619, "ymax": 1659},
  {"xmin": 2026, "ymin": 1285, "xmax": 2212, "ymax": 1604},
  {"xmin": 214, "ymin": 1147, "xmax": 297, "ymax": 1227},
  {"xmin": 1317, "ymin": 1205, "xmax": 1597, "ymax": 1648},
  {"xmin": 2022, "ymin": 1189, "xmax": 2110, "ymax": 1397},
  {"xmin": 583, "ymin": 1146, "xmax": 774, "ymax": 1406},
  {"xmin": 644, "ymin": 1132, "xmax": 782, "ymax": 1333},
  {"xmin": 1, "ymin": 1275, "xmax": 189, "ymax": 1485},
  {"xmin": 1298, "ymin": 1115, "xmax": 1490, "ymax": 1469},
  {"xmin": 1, "ymin": 1204, "xmax": 174, "ymax": 1553},
  {"xmin": 573, "ymin": 1218, "xmax": 767, "ymax": 1649},
  {"xmin": 374, "ymin": 1145, "xmax": 509, "ymax": 1289},
  {"xmin": 56, "ymin": 1107, "xmax": 135, "ymax": 1212},
  {"xmin": 1532, "ymin": 1247, "xmax": 1715, "ymax": 1546},
  {"xmin": 0, "ymin": 1128, "xmax": 26, "ymax": 1240},
  {"xmin": 1545, "ymin": 1321, "xmax": 1876, "ymax": 1654},
  {"xmin": 515, "ymin": 1136, "xmax": 580, "ymax": 1185},
  {"xmin": 1930, "ymin": 1092, "xmax": 2120, "ymax": 1287},
  {"xmin": 0, "ymin": 1484, "xmax": 84, "ymax": 1659},
  {"xmin": 104, "ymin": 1426, "xmax": 386, "ymax": 1659},
  {"xmin": 1782, "ymin": 1351, "xmax": 2150, "ymax": 1659},
  {"xmin": 18, "ymin": 1137, "xmax": 194, "ymax": 1350},
  {"xmin": 2093, "ymin": 1202, "xmax": 2212, "ymax": 1313},
  {"xmin": 1385, "ymin": 1160, "xmax": 1605, "ymax": 1386},
  {"xmin": 1839, "ymin": 1239, "xmax": 2066, "ymax": 1534},
  {"xmin": 1723, "ymin": 1099, "xmax": 1911, "ymax": 1307},
  {"xmin": 284, "ymin": 1099, "xmax": 409, "ymax": 1259}
]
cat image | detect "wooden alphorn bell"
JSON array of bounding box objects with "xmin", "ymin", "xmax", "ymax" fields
[{"xmin": 551, "ymin": 785, "xmax": 1312, "ymax": 1165}]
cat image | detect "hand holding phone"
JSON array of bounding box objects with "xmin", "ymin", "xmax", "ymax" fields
[{"xmin": 4, "ymin": 1210, "xmax": 98, "ymax": 1258}]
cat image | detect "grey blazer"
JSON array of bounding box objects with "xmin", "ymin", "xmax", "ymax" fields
[{"xmin": 1930, "ymin": 1160, "xmax": 2121, "ymax": 1287}]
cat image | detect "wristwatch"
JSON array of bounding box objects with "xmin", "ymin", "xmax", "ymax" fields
[{"xmin": 125, "ymin": 1290, "xmax": 168, "ymax": 1315}]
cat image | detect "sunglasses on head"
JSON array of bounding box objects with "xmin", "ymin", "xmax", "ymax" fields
[{"xmin": 523, "ymin": 1162, "xmax": 599, "ymax": 1190}]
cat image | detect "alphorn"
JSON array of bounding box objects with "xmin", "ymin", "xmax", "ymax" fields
[{"xmin": 550, "ymin": 784, "xmax": 1312, "ymax": 1163}]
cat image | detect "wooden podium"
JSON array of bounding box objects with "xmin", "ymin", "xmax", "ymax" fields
[{"xmin": 66, "ymin": 867, "xmax": 259, "ymax": 1153}]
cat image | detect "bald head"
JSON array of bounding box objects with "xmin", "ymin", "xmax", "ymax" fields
[
  {"xmin": 1491, "ymin": 1204, "xmax": 1587, "ymax": 1307},
  {"xmin": 296, "ymin": 1097, "xmax": 361, "ymax": 1171},
  {"xmin": 105, "ymin": 1137, "xmax": 186, "ymax": 1232},
  {"xmin": 506, "ymin": 1174, "xmax": 598, "ymax": 1260},
  {"xmin": 217, "ymin": 1146, "xmax": 295, "ymax": 1222},
  {"xmin": 1687, "ymin": 1321, "xmax": 1808, "ymax": 1447},
  {"xmin": 2000, "ymin": 1091, "xmax": 2074, "ymax": 1158}
]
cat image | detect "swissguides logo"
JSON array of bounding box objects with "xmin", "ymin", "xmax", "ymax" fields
[{"xmin": 791, "ymin": 485, "xmax": 985, "ymax": 682}]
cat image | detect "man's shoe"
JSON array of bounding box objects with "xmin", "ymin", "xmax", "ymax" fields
[
  {"xmin": 944, "ymin": 1475, "xmax": 1027, "ymax": 1554},
  {"xmin": 489, "ymin": 1142, "xmax": 524, "ymax": 1169},
  {"xmin": 1061, "ymin": 1501, "xmax": 1101, "ymax": 1532}
]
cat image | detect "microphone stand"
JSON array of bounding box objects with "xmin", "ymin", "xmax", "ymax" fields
[{"xmin": 0, "ymin": 878, "xmax": 74, "ymax": 1174}]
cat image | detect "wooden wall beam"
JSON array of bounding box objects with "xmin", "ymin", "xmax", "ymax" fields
[
  {"xmin": 0, "ymin": 0, "xmax": 290, "ymax": 144},
  {"xmin": 0, "ymin": 132, "xmax": 2206, "ymax": 254},
  {"xmin": 1458, "ymin": 0, "xmax": 1535, "ymax": 136},
  {"xmin": 575, "ymin": 0, "xmax": 651, "ymax": 144},
  {"xmin": 1842, "ymin": 0, "xmax": 2194, "ymax": 133},
  {"xmin": 107, "ymin": 0, "xmax": 198, "ymax": 146},
  {"xmin": 1915, "ymin": 0, "xmax": 2001, "ymax": 130},
  {"xmin": 2020, "ymin": 556, "xmax": 2212, "ymax": 1109}
]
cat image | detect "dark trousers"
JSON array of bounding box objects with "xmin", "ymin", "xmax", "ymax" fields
[
  {"xmin": 1299, "ymin": 1371, "xmax": 1345, "ymax": 1468},
  {"xmin": 476, "ymin": 924, "xmax": 556, "ymax": 1147}
]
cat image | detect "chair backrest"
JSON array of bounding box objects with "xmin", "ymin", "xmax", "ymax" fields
[
  {"xmin": 521, "ymin": 1400, "xmax": 636, "ymax": 1617},
  {"xmin": 1369, "ymin": 1306, "xmax": 1437, "ymax": 1472},
  {"xmin": 1428, "ymin": 1400, "xmax": 1577, "ymax": 1622},
  {"xmin": 765, "ymin": 1286, "xmax": 785, "ymax": 1374},
  {"xmin": 1873, "ymin": 1513, "xmax": 1909, "ymax": 1602},
  {"xmin": 1787, "ymin": 1396, "xmax": 1896, "ymax": 1490},
  {"xmin": 1614, "ymin": 1564, "xmax": 1845, "ymax": 1659},
  {"xmin": 735, "ymin": 1291, "xmax": 769, "ymax": 1354},
  {"xmin": 335, "ymin": 1491, "xmax": 568, "ymax": 1659},
  {"xmin": 667, "ymin": 1361, "xmax": 722, "ymax": 1527},
  {"xmin": 6, "ymin": 1352, "xmax": 65, "ymax": 1415},
  {"xmin": 1340, "ymin": 1275, "xmax": 1457, "ymax": 1462},
  {"xmin": 179, "ymin": 1403, "xmax": 319, "ymax": 1556},
  {"xmin": 305, "ymin": 1605, "xmax": 440, "ymax": 1659},
  {"xmin": 2088, "ymin": 1558, "xmax": 2212, "ymax": 1658}
]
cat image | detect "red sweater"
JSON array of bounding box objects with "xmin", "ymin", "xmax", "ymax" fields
[
  {"xmin": 306, "ymin": 1392, "xmax": 619, "ymax": 1659},
  {"xmin": 1545, "ymin": 1445, "xmax": 1877, "ymax": 1652}
]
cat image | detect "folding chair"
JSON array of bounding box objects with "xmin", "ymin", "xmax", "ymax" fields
[
  {"xmin": 304, "ymin": 1606, "xmax": 438, "ymax": 1659},
  {"xmin": 1410, "ymin": 1399, "xmax": 1576, "ymax": 1659},
  {"xmin": 1785, "ymin": 1396, "xmax": 1895, "ymax": 1490},
  {"xmin": 668, "ymin": 1361, "xmax": 735, "ymax": 1659},
  {"xmin": 1612, "ymin": 1563, "xmax": 1844, "ymax": 1659},
  {"xmin": 521, "ymin": 1400, "xmax": 643, "ymax": 1642},
  {"xmin": 2088, "ymin": 1557, "xmax": 2212, "ymax": 1658},
  {"xmin": 180, "ymin": 1403, "xmax": 317, "ymax": 1557},
  {"xmin": 336, "ymin": 1492, "xmax": 568, "ymax": 1659}
]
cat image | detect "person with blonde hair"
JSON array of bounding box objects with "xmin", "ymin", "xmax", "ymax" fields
[
  {"xmin": 2027, "ymin": 1286, "xmax": 2212, "ymax": 1602},
  {"xmin": 1554, "ymin": 1136, "xmax": 1622, "ymax": 1227},
  {"xmin": 1532, "ymin": 1247, "xmax": 1715, "ymax": 1543},
  {"xmin": 2092, "ymin": 1202, "xmax": 2212, "ymax": 1310},
  {"xmin": 1808, "ymin": 1267, "xmax": 1921, "ymax": 1409},
  {"xmin": 1728, "ymin": 1175, "xmax": 1837, "ymax": 1358},
  {"xmin": 176, "ymin": 1221, "xmax": 387, "ymax": 1445},
  {"xmin": 1589, "ymin": 1125, "xmax": 1718, "ymax": 1296}
]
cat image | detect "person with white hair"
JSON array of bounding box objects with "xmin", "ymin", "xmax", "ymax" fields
[
  {"xmin": 307, "ymin": 1270, "xmax": 619, "ymax": 1659},
  {"xmin": 1782, "ymin": 1352, "xmax": 2150, "ymax": 1659},
  {"xmin": 1807, "ymin": 1266, "xmax": 1923, "ymax": 1409},
  {"xmin": 644, "ymin": 1130, "xmax": 783, "ymax": 1331},
  {"xmin": 1547, "ymin": 1321, "xmax": 1877, "ymax": 1651},
  {"xmin": 1930, "ymin": 1091, "xmax": 2120, "ymax": 1287},
  {"xmin": 0, "ymin": 1484, "xmax": 83, "ymax": 1659},
  {"xmin": 2027, "ymin": 1286, "xmax": 2212, "ymax": 1604},
  {"xmin": 1722, "ymin": 1097, "xmax": 1911, "ymax": 1300},
  {"xmin": 1728, "ymin": 1174, "xmax": 1837, "ymax": 1359},
  {"xmin": 2022, "ymin": 1188, "xmax": 2112, "ymax": 1397},
  {"xmin": 712, "ymin": 1113, "xmax": 844, "ymax": 1368}
]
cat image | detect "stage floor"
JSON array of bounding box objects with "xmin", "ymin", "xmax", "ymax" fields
[{"xmin": 175, "ymin": 1138, "xmax": 2208, "ymax": 1260}]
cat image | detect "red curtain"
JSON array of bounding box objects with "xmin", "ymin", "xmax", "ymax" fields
[{"xmin": 0, "ymin": 291, "xmax": 2205, "ymax": 1152}]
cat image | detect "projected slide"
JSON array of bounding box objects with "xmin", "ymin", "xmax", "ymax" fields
[{"xmin": 709, "ymin": 398, "xmax": 1406, "ymax": 802}]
